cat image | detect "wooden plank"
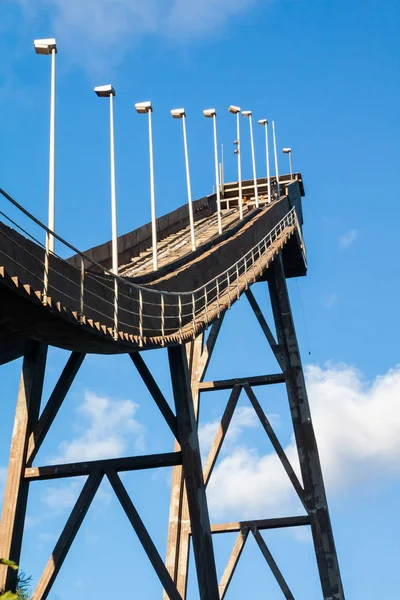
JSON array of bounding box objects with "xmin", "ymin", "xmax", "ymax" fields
[
  {"xmin": 209, "ymin": 515, "xmax": 310, "ymax": 534},
  {"xmin": 243, "ymin": 384, "xmax": 306, "ymax": 509},
  {"xmin": 203, "ymin": 385, "xmax": 242, "ymax": 486},
  {"xmin": 252, "ymin": 527, "xmax": 295, "ymax": 600},
  {"xmin": 24, "ymin": 452, "xmax": 182, "ymax": 481},
  {"xmin": 31, "ymin": 472, "xmax": 103, "ymax": 600},
  {"xmin": 0, "ymin": 341, "xmax": 47, "ymax": 592},
  {"xmin": 168, "ymin": 345, "xmax": 219, "ymax": 600},
  {"xmin": 163, "ymin": 453, "xmax": 186, "ymax": 592},
  {"xmin": 198, "ymin": 373, "xmax": 285, "ymax": 392},
  {"xmin": 219, "ymin": 529, "xmax": 249, "ymax": 599},
  {"xmin": 26, "ymin": 352, "xmax": 85, "ymax": 466},
  {"xmin": 130, "ymin": 352, "xmax": 179, "ymax": 440},
  {"xmin": 107, "ymin": 470, "xmax": 183, "ymax": 600}
]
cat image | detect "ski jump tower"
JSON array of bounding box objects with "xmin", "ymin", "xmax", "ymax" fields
[{"xmin": 0, "ymin": 172, "xmax": 344, "ymax": 599}]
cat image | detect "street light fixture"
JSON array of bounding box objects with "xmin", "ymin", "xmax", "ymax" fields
[
  {"xmin": 258, "ymin": 119, "xmax": 272, "ymax": 204},
  {"xmin": 228, "ymin": 105, "xmax": 243, "ymax": 219},
  {"xmin": 135, "ymin": 101, "xmax": 158, "ymax": 271},
  {"xmin": 34, "ymin": 39, "xmax": 57, "ymax": 249},
  {"xmin": 242, "ymin": 110, "xmax": 259, "ymax": 209},
  {"xmin": 203, "ymin": 108, "xmax": 222, "ymax": 235},
  {"xmin": 171, "ymin": 108, "xmax": 196, "ymax": 251},
  {"xmin": 94, "ymin": 84, "xmax": 119, "ymax": 339},
  {"xmin": 283, "ymin": 147, "xmax": 293, "ymax": 179},
  {"xmin": 34, "ymin": 37, "xmax": 57, "ymax": 306},
  {"xmin": 272, "ymin": 121, "xmax": 280, "ymax": 199}
]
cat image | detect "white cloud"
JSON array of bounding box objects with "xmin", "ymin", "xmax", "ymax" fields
[
  {"xmin": 338, "ymin": 228, "xmax": 358, "ymax": 250},
  {"xmin": 199, "ymin": 405, "xmax": 258, "ymax": 452},
  {"xmin": 199, "ymin": 404, "xmax": 280, "ymax": 459},
  {"xmin": 12, "ymin": 0, "xmax": 265, "ymax": 67},
  {"xmin": 51, "ymin": 390, "xmax": 145, "ymax": 464},
  {"xmin": 207, "ymin": 363, "xmax": 400, "ymax": 520},
  {"xmin": 166, "ymin": 0, "xmax": 259, "ymax": 36}
]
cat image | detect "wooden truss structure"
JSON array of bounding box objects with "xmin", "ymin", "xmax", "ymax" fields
[{"xmin": 0, "ymin": 253, "xmax": 344, "ymax": 599}]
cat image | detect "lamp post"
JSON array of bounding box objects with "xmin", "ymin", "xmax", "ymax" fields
[
  {"xmin": 242, "ymin": 110, "xmax": 259, "ymax": 208},
  {"xmin": 228, "ymin": 105, "xmax": 243, "ymax": 219},
  {"xmin": 34, "ymin": 37, "xmax": 57, "ymax": 253},
  {"xmin": 203, "ymin": 108, "xmax": 222, "ymax": 235},
  {"xmin": 283, "ymin": 147, "xmax": 293, "ymax": 180},
  {"xmin": 272, "ymin": 120, "xmax": 280, "ymax": 199},
  {"xmin": 135, "ymin": 101, "xmax": 157, "ymax": 271},
  {"xmin": 171, "ymin": 108, "xmax": 196, "ymax": 252},
  {"xmin": 94, "ymin": 84, "xmax": 119, "ymax": 339},
  {"xmin": 34, "ymin": 38, "xmax": 57, "ymax": 306},
  {"xmin": 258, "ymin": 119, "xmax": 272, "ymax": 204}
]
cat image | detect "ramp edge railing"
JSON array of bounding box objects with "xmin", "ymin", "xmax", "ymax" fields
[{"xmin": 0, "ymin": 188, "xmax": 304, "ymax": 347}]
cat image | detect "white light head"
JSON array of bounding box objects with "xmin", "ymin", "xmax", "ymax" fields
[
  {"xmin": 228, "ymin": 105, "xmax": 241, "ymax": 114},
  {"xmin": 258, "ymin": 119, "xmax": 268, "ymax": 126},
  {"xmin": 135, "ymin": 101, "xmax": 153, "ymax": 114},
  {"xmin": 241, "ymin": 110, "xmax": 252, "ymax": 117},
  {"xmin": 282, "ymin": 147, "xmax": 292, "ymax": 154},
  {"xmin": 203, "ymin": 108, "xmax": 216, "ymax": 118},
  {"xmin": 171, "ymin": 108, "xmax": 186, "ymax": 119},
  {"xmin": 94, "ymin": 84, "xmax": 116, "ymax": 97},
  {"xmin": 34, "ymin": 38, "xmax": 57, "ymax": 55}
]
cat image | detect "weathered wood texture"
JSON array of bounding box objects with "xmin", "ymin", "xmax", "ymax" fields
[
  {"xmin": 0, "ymin": 341, "xmax": 47, "ymax": 592},
  {"xmin": 268, "ymin": 254, "xmax": 344, "ymax": 599},
  {"xmin": 24, "ymin": 452, "xmax": 182, "ymax": 481},
  {"xmin": 168, "ymin": 345, "xmax": 219, "ymax": 600}
]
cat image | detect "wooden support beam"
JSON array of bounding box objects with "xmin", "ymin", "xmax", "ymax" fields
[
  {"xmin": 218, "ymin": 529, "xmax": 249, "ymax": 599},
  {"xmin": 203, "ymin": 385, "xmax": 242, "ymax": 486},
  {"xmin": 163, "ymin": 461, "xmax": 187, "ymax": 595},
  {"xmin": 164, "ymin": 334, "xmax": 207, "ymax": 600},
  {"xmin": 196, "ymin": 315, "xmax": 225, "ymax": 383},
  {"xmin": 209, "ymin": 515, "xmax": 310, "ymax": 534},
  {"xmin": 24, "ymin": 452, "xmax": 182, "ymax": 481},
  {"xmin": 252, "ymin": 527, "xmax": 295, "ymax": 600},
  {"xmin": 0, "ymin": 341, "xmax": 47, "ymax": 592},
  {"xmin": 168, "ymin": 345, "xmax": 219, "ymax": 600},
  {"xmin": 107, "ymin": 470, "xmax": 183, "ymax": 600},
  {"xmin": 130, "ymin": 352, "xmax": 179, "ymax": 440},
  {"xmin": 245, "ymin": 289, "xmax": 284, "ymax": 370},
  {"xmin": 268, "ymin": 254, "xmax": 344, "ymax": 598},
  {"xmin": 243, "ymin": 384, "xmax": 306, "ymax": 509},
  {"xmin": 198, "ymin": 373, "xmax": 285, "ymax": 392},
  {"xmin": 26, "ymin": 351, "xmax": 85, "ymax": 466},
  {"xmin": 31, "ymin": 472, "xmax": 103, "ymax": 600}
]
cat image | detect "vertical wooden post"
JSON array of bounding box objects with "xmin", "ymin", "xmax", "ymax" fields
[
  {"xmin": 268, "ymin": 254, "xmax": 344, "ymax": 600},
  {"xmin": 168, "ymin": 344, "xmax": 219, "ymax": 600},
  {"xmin": 164, "ymin": 334, "xmax": 204, "ymax": 598},
  {"xmin": 0, "ymin": 341, "xmax": 47, "ymax": 592}
]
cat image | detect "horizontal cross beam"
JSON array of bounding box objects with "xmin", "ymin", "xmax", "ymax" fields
[
  {"xmin": 24, "ymin": 452, "xmax": 182, "ymax": 481},
  {"xmin": 198, "ymin": 373, "xmax": 285, "ymax": 392},
  {"xmin": 209, "ymin": 515, "xmax": 310, "ymax": 534}
]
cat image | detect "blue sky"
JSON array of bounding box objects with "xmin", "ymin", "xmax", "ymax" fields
[{"xmin": 0, "ymin": 0, "xmax": 399, "ymax": 598}]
